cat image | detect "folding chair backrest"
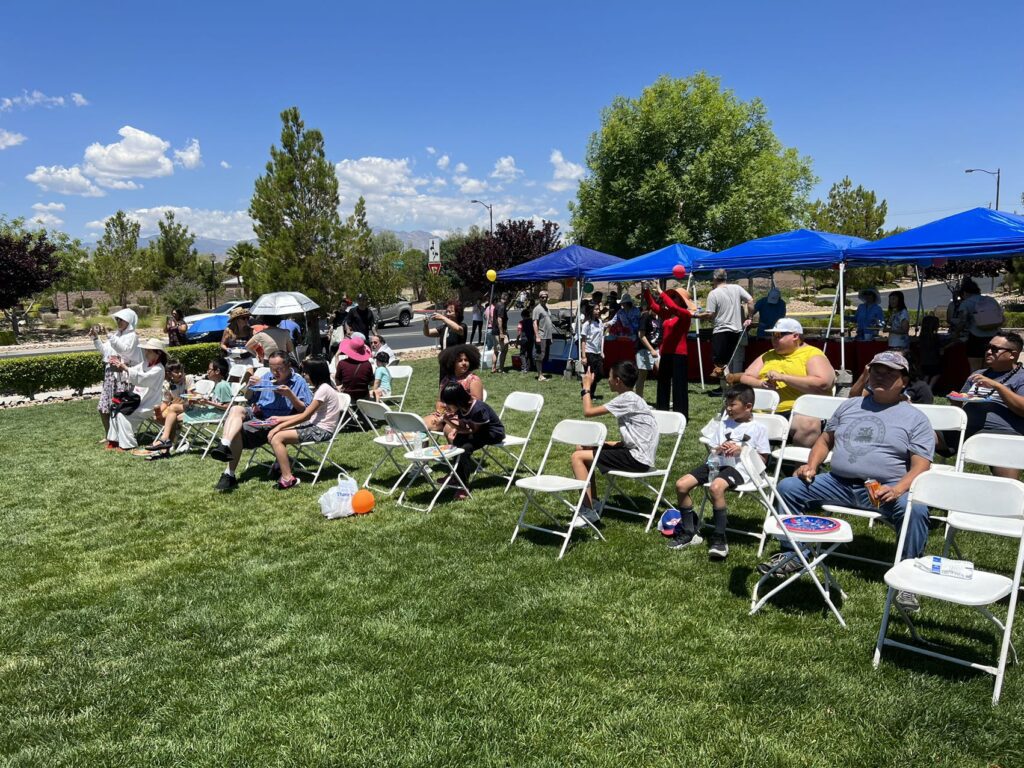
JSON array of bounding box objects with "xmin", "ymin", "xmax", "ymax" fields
[
  {"xmin": 908, "ymin": 471, "xmax": 1024, "ymax": 522},
  {"xmin": 913, "ymin": 403, "xmax": 967, "ymax": 432},
  {"xmin": 550, "ymin": 419, "xmax": 606, "ymax": 447},
  {"xmin": 753, "ymin": 388, "xmax": 781, "ymax": 414},
  {"xmin": 356, "ymin": 398, "xmax": 391, "ymax": 427},
  {"xmin": 653, "ymin": 410, "xmax": 686, "ymax": 438},
  {"xmin": 192, "ymin": 378, "xmax": 215, "ymax": 396},
  {"xmin": 385, "ymin": 411, "xmax": 430, "ymax": 436},
  {"xmin": 388, "ymin": 365, "xmax": 413, "ymax": 382},
  {"xmin": 251, "ymin": 366, "xmax": 271, "ymax": 382},
  {"xmin": 227, "ymin": 382, "xmax": 244, "ymax": 398},
  {"xmin": 962, "ymin": 433, "xmax": 1024, "ymax": 472},
  {"xmin": 503, "ymin": 391, "xmax": 544, "ymax": 414},
  {"xmin": 791, "ymin": 394, "xmax": 846, "ymax": 421},
  {"xmin": 753, "ymin": 413, "xmax": 790, "ymax": 443},
  {"xmin": 739, "ymin": 444, "xmax": 770, "ymax": 483},
  {"xmin": 227, "ymin": 363, "xmax": 248, "ymax": 381},
  {"xmin": 382, "ymin": 365, "xmax": 413, "ymax": 406}
]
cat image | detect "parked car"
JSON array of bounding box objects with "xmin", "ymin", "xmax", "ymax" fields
[
  {"xmin": 373, "ymin": 298, "xmax": 414, "ymax": 328},
  {"xmin": 183, "ymin": 300, "xmax": 253, "ymax": 343}
]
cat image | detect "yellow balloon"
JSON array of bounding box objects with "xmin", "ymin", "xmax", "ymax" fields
[{"xmin": 486, "ymin": 269, "xmax": 497, "ymax": 282}]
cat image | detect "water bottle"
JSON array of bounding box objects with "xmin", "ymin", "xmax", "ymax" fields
[
  {"xmin": 913, "ymin": 556, "xmax": 974, "ymax": 580},
  {"xmin": 706, "ymin": 452, "xmax": 720, "ymax": 482}
]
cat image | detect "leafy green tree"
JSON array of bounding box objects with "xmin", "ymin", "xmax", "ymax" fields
[
  {"xmin": 196, "ymin": 255, "xmax": 223, "ymax": 309},
  {"xmin": 160, "ymin": 276, "xmax": 203, "ymax": 314},
  {"xmin": 399, "ymin": 248, "xmax": 429, "ymax": 301},
  {"xmin": 149, "ymin": 210, "xmax": 198, "ymax": 287},
  {"xmin": 249, "ymin": 107, "xmax": 344, "ymax": 306},
  {"xmin": 570, "ymin": 73, "xmax": 815, "ymax": 256},
  {"xmin": 0, "ymin": 217, "xmax": 62, "ymax": 341},
  {"xmin": 225, "ymin": 242, "xmax": 261, "ymax": 298},
  {"xmin": 808, "ymin": 176, "xmax": 887, "ymax": 240},
  {"xmin": 50, "ymin": 232, "xmax": 91, "ymax": 313},
  {"xmin": 93, "ymin": 210, "xmax": 142, "ymax": 307}
]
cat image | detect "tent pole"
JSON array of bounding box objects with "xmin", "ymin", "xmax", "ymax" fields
[
  {"xmin": 838, "ymin": 262, "xmax": 847, "ymax": 372},
  {"xmin": 822, "ymin": 281, "xmax": 838, "ymax": 356},
  {"xmin": 914, "ymin": 265, "xmax": 924, "ymax": 334},
  {"xmin": 688, "ymin": 274, "xmax": 705, "ymax": 390}
]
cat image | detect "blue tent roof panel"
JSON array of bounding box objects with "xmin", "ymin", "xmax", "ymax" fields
[
  {"xmin": 691, "ymin": 229, "xmax": 868, "ymax": 274},
  {"xmin": 585, "ymin": 242, "xmax": 714, "ymax": 281},
  {"xmin": 497, "ymin": 244, "xmax": 623, "ymax": 282}
]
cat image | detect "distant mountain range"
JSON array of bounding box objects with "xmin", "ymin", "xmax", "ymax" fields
[{"xmin": 122, "ymin": 229, "xmax": 437, "ymax": 260}]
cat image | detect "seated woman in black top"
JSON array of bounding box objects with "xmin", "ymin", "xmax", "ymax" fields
[{"xmin": 439, "ymin": 381, "xmax": 505, "ymax": 500}]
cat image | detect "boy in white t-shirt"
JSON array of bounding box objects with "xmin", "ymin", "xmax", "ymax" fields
[
  {"xmin": 667, "ymin": 384, "xmax": 770, "ymax": 559},
  {"xmin": 572, "ymin": 361, "xmax": 659, "ymax": 527}
]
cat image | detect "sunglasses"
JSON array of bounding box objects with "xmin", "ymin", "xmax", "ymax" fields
[{"xmin": 987, "ymin": 344, "xmax": 1017, "ymax": 354}]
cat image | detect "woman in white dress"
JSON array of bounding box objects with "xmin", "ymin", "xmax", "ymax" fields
[
  {"xmin": 105, "ymin": 338, "xmax": 168, "ymax": 450},
  {"xmin": 90, "ymin": 308, "xmax": 142, "ymax": 438}
]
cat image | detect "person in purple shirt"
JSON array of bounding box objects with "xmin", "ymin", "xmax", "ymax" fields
[{"xmin": 209, "ymin": 351, "xmax": 313, "ymax": 491}]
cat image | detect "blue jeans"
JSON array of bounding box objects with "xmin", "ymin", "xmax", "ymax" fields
[{"xmin": 776, "ymin": 473, "xmax": 930, "ymax": 559}]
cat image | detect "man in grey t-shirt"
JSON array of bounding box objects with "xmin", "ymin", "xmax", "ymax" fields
[
  {"xmin": 698, "ymin": 269, "xmax": 754, "ymax": 392},
  {"xmin": 532, "ymin": 290, "xmax": 554, "ymax": 382},
  {"xmin": 762, "ymin": 352, "xmax": 933, "ymax": 603}
]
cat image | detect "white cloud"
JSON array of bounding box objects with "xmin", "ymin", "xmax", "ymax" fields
[
  {"xmin": 436, "ymin": 154, "xmax": 450, "ymax": 170},
  {"xmin": 0, "ymin": 128, "xmax": 27, "ymax": 149},
  {"xmin": 87, "ymin": 206, "xmax": 255, "ymax": 241},
  {"xmin": 173, "ymin": 138, "xmax": 202, "ymax": 169},
  {"xmin": 26, "ymin": 164, "xmax": 104, "ymax": 197},
  {"xmin": 31, "ymin": 202, "xmax": 65, "ymax": 227},
  {"xmin": 83, "ymin": 125, "xmax": 175, "ymax": 187},
  {"xmin": 0, "ymin": 89, "xmax": 65, "ymax": 111},
  {"xmin": 220, "ymin": 160, "xmax": 231, "ymax": 169},
  {"xmin": 546, "ymin": 149, "xmax": 584, "ymax": 192},
  {"xmin": 335, "ymin": 157, "xmax": 426, "ymax": 199},
  {"xmin": 454, "ymin": 175, "xmax": 487, "ymax": 195},
  {"xmin": 426, "ymin": 146, "xmax": 436, "ymax": 155},
  {"xmin": 71, "ymin": 92, "xmax": 89, "ymax": 107},
  {"xmin": 490, "ymin": 155, "xmax": 523, "ymax": 181},
  {"xmin": 454, "ymin": 162, "xmax": 468, "ymax": 174},
  {"xmin": 431, "ymin": 177, "xmax": 447, "ymax": 187}
]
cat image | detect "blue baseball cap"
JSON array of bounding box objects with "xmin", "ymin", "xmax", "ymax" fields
[{"xmin": 658, "ymin": 508, "xmax": 682, "ymax": 537}]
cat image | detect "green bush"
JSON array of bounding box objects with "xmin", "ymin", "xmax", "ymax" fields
[
  {"xmin": 0, "ymin": 342, "xmax": 222, "ymax": 399},
  {"xmin": 72, "ymin": 297, "xmax": 95, "ymax": 309},
  {"xmin": 1003, "ymin": 311, "xmax": 1024, "ymax": 329},
  {"xmin": 0, "ymin": 330, "xmax": 14, "ymax": 346}
]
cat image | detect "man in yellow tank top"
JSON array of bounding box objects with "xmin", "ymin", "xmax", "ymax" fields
[{"xmin": 732, "ymin": 318, "xmax": 836, "ymax": 446}]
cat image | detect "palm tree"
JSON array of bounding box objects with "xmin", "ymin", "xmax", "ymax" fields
[{"xmin": 225, "ymin": 242, "xmax": 259, "ymax": 298}]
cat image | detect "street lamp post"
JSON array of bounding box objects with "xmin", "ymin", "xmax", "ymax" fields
[
  {"xmin": 470, "ymin": 199, "xmax": 494, "ymax": 236},
  {"xmin": 965, "ymin": 167, "xmax": 1001, "ymax": 210}
]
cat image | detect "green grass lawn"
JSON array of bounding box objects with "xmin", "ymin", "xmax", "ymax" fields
[{"xmin": 2, "ymin": 363, "xmax": 1023, "ymax": 767}]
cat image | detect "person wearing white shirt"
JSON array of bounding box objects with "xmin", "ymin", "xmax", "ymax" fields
[
  {"xmin": 579, "ymin": 303, "xmax": 606, "ymax": 397},
  {"xmin": 105, "ymin": 338, "xmax": 168, "ymax": 450},
  {"xmin": 90, "ymin": 308, "xmax": 142, "ymax": 437}
]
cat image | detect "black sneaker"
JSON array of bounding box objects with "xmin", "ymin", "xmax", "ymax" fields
[
  {"xmin": 895, "ymin": 590, "xmax": 921, "ymax": 613},
  {"xmin": 757, "ymin": 551, "xmax": 806, "ymax": 577},
  {"xmin": 214, "ymin": 473, "xmax": 238, "ymax": 492},
  {"xmin": 708, "ymin": 536, "xmax": 729, "ymax": 560},
  {"xmin": 667, "ymin": 532, "xmax": 703, "ymax": 551},
  {"xmin": 209, "ymin": 444, "xmax": 231, "ymax": 462}
]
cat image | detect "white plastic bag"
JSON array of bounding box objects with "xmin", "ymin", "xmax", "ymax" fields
[
  {"xmin": 319, "ymin": 475, "xmax": 359, "ymax": 519},
  {"xmin": 481, "ymin": 349, "xmax": 495, "ymax": 368}
]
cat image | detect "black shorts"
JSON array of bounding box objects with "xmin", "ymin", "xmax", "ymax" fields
[
  {"xmin": 712, "ymin": 331, "xmax": 741, "ymax": 366},
  {"xmin": 687, "ymin": 463, "xmax": 745, "ymax": 488},
  {"xmin": 241, "ymin": 422, "xmax": 272, "ymax": 449},
  {"xmin": 596, "ymin": 444, "xmax": 650, "ymax": 474}
]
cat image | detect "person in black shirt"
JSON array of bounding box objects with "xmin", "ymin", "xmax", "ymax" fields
[
  {"xmin": 423, "ymin": 300, "xmax": 467, "ymax": 350},
  {"xmin": 439, "ymin": 381, "xmax": 505, "ymax": 499},
  {"xmin": 490, "ymin": 292, "xmax": 509, "ymax": 373},
  {"xmin": 345, "ymin": 294, "xmax": 376, "ymax": 338}
]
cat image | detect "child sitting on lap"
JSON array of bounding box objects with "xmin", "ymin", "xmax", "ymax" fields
[
  {"xmin": 371, "ymin": 351, "xmax": 392, "ymax": 402},
  {"xmin": 667, "ymin": 383, "xmax": 770, "ymax": 559},
  {"xmin": 572, "ymin": 361, "xmax": 659, "ymax": 528}
]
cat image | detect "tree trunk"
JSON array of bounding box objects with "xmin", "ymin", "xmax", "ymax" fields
[{"xmin": 8, "ymin": 310, "xmax": 19, "ymax": 343}]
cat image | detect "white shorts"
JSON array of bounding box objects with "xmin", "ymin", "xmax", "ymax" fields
[{"xmin": 635, "ymin": 349, "xmax": 657, "ymax": 371}]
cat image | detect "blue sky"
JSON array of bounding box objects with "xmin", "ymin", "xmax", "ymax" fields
[{"xmin": 1, "ymin": 1, "xmax": 1021, "ymax": 245}]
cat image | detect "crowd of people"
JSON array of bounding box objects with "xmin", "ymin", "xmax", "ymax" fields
[{"xmin": 89, "ymin": 277, "xmax": 1023, "ymax": 591}]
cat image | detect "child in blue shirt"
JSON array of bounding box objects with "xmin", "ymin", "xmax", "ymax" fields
[{"xmin": 371, "ymin": 351, "xmax": 392, "ymax": 402}]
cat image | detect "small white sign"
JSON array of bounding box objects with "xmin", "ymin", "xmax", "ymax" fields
[{"xmin": 428, "ymin": 238, "xmax": 441, "ymax": 264}]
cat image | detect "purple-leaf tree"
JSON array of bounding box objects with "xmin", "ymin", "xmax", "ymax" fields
[{"xmin": 0, "ymin": 227, "xmax": 62, "ymax": 342}]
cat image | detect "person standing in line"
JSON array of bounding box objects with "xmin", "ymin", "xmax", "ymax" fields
[
  {"xmin": 532, "ymin": 290, "xmax": 554, "ymax": 382},
  {"xmin": 469, "ymin": 300, "xmax": 484, "ymax": 345},
  {"xmin": 886, "ymin": 290, "xmax": 911, "ymax": 353},
  {"xmin": 697, "ymin": 269, "xmax": 754, "ymax": 395},
  {"xmin": 580, "ymin": 303, "xmax": 605, "ymax": 398},
  {"xmin": 751, "ymin": 285, "xmax": 787, "ymax": 339},
  {"xmin": 635, "ymin": 303, "xmax": 661, "ymax": 398},
  {"xmin": 642, "ymin": 283, "xmax": 696, "ymax": 418},
  {"xmin": 489, "ymin": 292, "xmax": 509, "ymax": 373},
  {"xmin": 519, "ymin": 296, "xmax": 536, "ymax": 374}
]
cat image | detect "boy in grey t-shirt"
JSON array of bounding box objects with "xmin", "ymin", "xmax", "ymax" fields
[{"xmin": 571, "ymin": 360, "xmax": 659, "ymax": 527}]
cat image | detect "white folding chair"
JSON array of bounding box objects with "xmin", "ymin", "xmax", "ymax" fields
[
  {"xmin": 598, "ymin": 410, "xmax": 686, "ymax": 532},
  {"xmin": 942, "ymin": 434, "xmax": 1024, "ymax": 559},
  {"xmin": 511, "ymin": 420, "xmax": 607, "ymax": 559},
  {"xmin": 770, "ymin": 394, "xmax": 845, "ymax": 487},
  {"xmin": 472, "ymin": 392, "xmax": 544, "ymax": 492},
  {"xmin": 874, "ymin": 471, "xmax": 1024, "ymax": 705},
  {"xmin": 696, "ymin": 413, "xmax": 790, "ymax": 553},
  {"xmin": 914, "ymin": 402, "xmax": 968, "ymax": 473},
  {"xmin": 381, "ymin": 365, "xmax": 413, "ymax": 410},
  {"xmin": 356, "ymin": 399, "xmax": 408, "ymax": 495},
  {"xmin": 200, "ymin": 382, "xmax": 247, "ymax": 458},
  {"xmin": 385, "ymin": 411, "xmax": 469, "ymax": 512},
  {"xmin": 740, "ymin": 446, "xmax": 854, "ymax": 627},
  {"xmin": 227, "ymin": 363, "xmax": 249, "ymax": 382},
  {"xmin": 173, "ymin": 379, "xmax": 227, "ymax": 451},
  {"xmin": 753, "ymin": 388, "xmax": 781, "ymax": 414}
]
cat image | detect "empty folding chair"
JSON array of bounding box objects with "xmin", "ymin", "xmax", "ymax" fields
[
  {"xmin": 874, "ymin": 471, "xmax": 1024, "ymax": 705},
  {"xmin": 942, "ymin": 433, "xmax": 1024, "ymax": 559},
  {"xmin": 598, "ymin": 410, "xmax": 686, "ymax": 532},
  {"xmin": 739, "ymin": 446, "xmax": 854, "ymax": 627},
  {"xmin": 356, "ymin": 399, "xmax": 408, "ymax": 495},
  {"xmin": 472, "ymin": 391, "xmax": 544, "ymax": 492},
  {"xmin": 381, "ymin": 365, "xmax": 413, "ymax": 410},
  {"xmin": 385, "ymin": 411, "xmax": 470, "ymax": 512},
  {"xmin": 512, "ymin": 420, "xmax": 607, "ymax": 559}
]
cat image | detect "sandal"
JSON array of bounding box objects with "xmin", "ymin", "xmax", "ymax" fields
[
  {"xmin": 147, "ymin": 439, "xmax": 173, "ymax": 451},
  {"xmin": 276, "ymin": 477, "xmax": 301, "ymax": 490}
]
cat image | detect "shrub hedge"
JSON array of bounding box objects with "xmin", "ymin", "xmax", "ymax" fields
[{"xmin": 0, "ymin": 342, "xmax": 223, "ymax": 399}]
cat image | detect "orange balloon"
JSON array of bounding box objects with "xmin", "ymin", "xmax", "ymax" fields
[{"xmin": 352, "ymin": 489, "xmax": 375, "ymax": 514}]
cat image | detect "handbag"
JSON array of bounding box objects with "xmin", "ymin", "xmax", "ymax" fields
[{"xmin": 110, "ymin": 372, "xmax": 140, "ymax": 416}]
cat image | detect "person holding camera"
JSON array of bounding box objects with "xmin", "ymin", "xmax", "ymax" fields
[{"xmin": 90, "ymin": 308, "xmax": 143, "ymax": 438}]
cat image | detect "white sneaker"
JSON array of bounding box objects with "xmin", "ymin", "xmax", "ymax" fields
[
  {"xmin": 572, "ymin": 507, "xmax": 601, "ymax": 529},
  {"xmin": 174, "ymin": 440, "xmax": 190, "ymax": 454}
]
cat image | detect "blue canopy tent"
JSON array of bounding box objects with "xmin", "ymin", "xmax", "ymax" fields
[
  {"xmin": 585, "ymin": 242, "xmax": 714, "ymax": 281},
  {"xmin": 689, "ymin": 230, "xmax": 868, "ymax": 371},
  {"xmin": 845, "ymin": 207, "xmax": 1024, "ymax": 265},
  {"xmin": 498, "ymin": 244, "xmax": 623, "ymax": 364}
]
